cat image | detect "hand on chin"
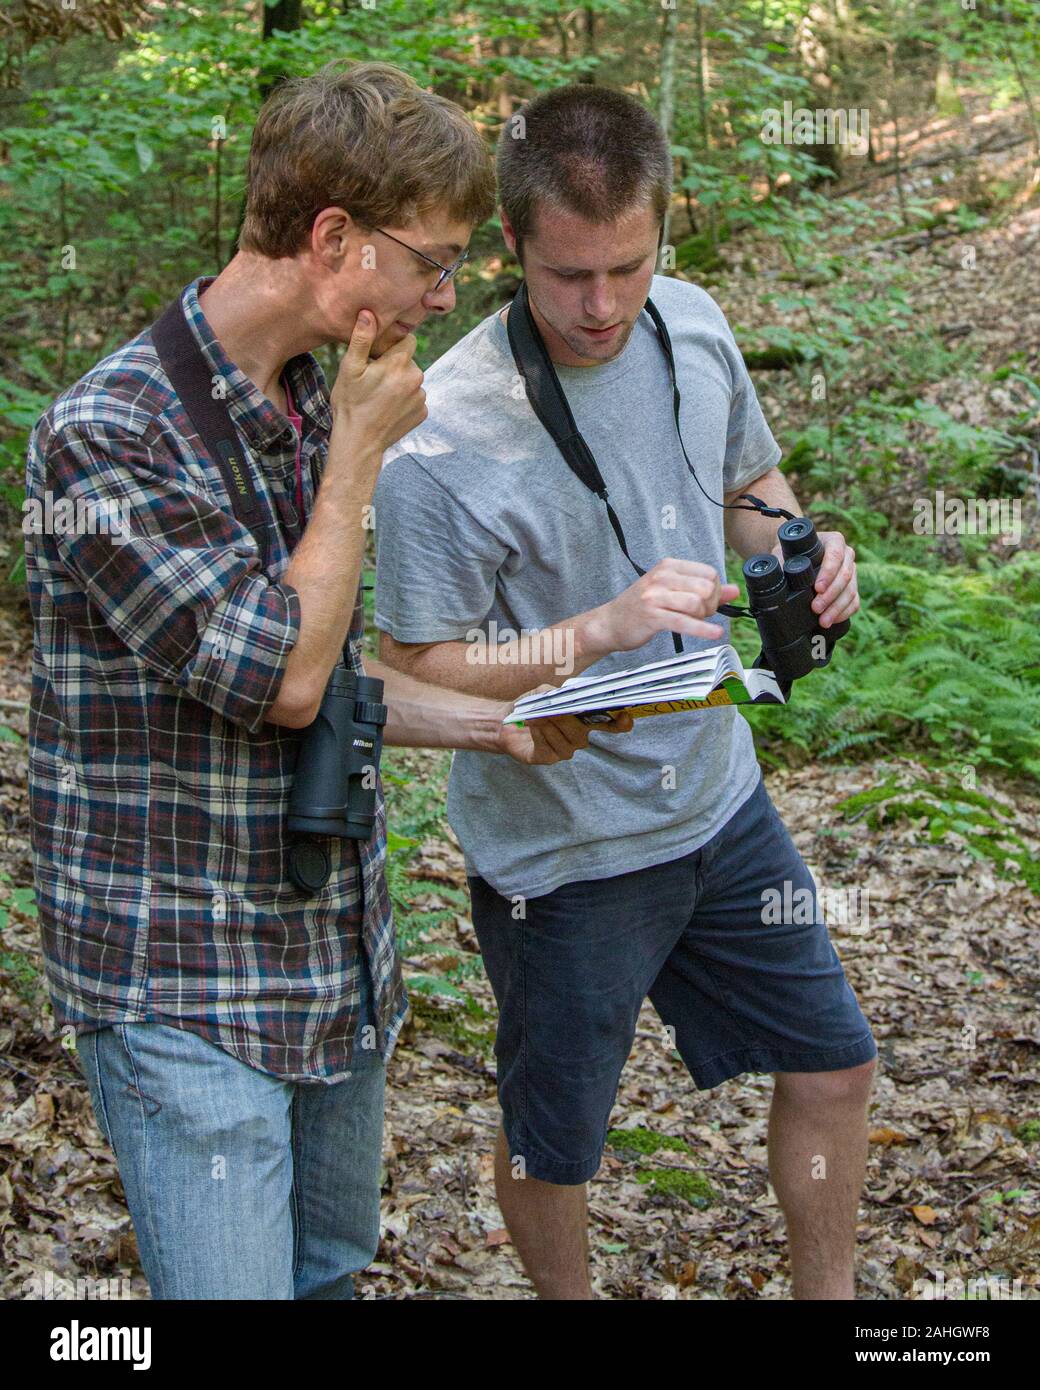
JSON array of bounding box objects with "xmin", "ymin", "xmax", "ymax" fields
[
  {"xmin": 367, "ymin": 331, "xmax": 398, "ymax": 359},
  {"xmin": 369, "ymin": 319, "xmax": 414, "ymax": 358}
]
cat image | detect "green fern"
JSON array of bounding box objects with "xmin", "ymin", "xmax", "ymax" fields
[
  {"xmin": 840, "ymin": 775, "xmax": 1039, "ymax": 893},
  {"xmin": 741, "ymin": 550, "xmax": 1040, "ymax": 785}
]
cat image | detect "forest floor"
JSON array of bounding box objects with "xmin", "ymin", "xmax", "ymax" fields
[{"xmin": 1, "ymin": 95, "xmax": 1038, "ymax": 1301}]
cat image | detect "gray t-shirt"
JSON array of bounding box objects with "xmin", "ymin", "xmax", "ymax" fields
[{"xmin": 374, "ymin": 275, "xmax": 781, "ymax": 899}]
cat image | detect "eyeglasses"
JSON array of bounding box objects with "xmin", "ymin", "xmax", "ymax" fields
[{"xmin": 372, "ymin": 227, "xmax": 469, "ymax": 291}]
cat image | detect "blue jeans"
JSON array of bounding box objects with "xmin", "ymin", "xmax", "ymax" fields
[{"xmin": 76, "ymin": 966, "xmax": 386, "ymax": 1300}]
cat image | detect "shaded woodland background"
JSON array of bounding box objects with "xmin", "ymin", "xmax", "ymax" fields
[{"xmin": 0, "ymin": 0, "xmax": 1038, "ymax": 1299}]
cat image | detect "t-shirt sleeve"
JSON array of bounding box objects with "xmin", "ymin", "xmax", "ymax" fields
[
  {"xmin": 373, "ymin": 452, "xmax": 508, "ymax": 644},
  {"xmin": 31, "ymin": 414, "xmax": 300, "ymax": 734},
  {"xmin": 668, "ymin": 279, "xmax": 782, "ymax": 493},
  {"xmin": 720, "ymin": 327, "xmax": 783, "ymax": 494}
]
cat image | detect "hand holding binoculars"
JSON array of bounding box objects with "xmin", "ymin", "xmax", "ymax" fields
[{"xmin": 742, "ymin": 516, "xmax": 851, "ymax": 694}]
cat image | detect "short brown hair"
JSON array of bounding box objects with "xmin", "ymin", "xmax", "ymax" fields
[
  {"xmin": 497, "ymin": 85, "xmax": 671, "ymax": 251},
  {"xmin": 240, "ymin": 60, "xmax": 496, "ymax": 258}
]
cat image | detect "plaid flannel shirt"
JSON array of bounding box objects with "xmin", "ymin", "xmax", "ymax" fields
[{"xmin": 24, "ymin": 275, "xmax": 405, "ymax": 1082}]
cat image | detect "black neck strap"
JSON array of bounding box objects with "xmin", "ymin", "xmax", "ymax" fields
[
  {"xmin": 151, "ymin": 294, "xmax": 353, "ymax": 660},
  {"xmin": 506, "ymin": 279, "xmax": 795, "ymax": 639},
  {"xmin": 505, "ymin": 279, "xmax": 650, "ymax": 584},
  {"xmin": 151, "ymin": 295, "xmax": 271, "ymax": 563}
]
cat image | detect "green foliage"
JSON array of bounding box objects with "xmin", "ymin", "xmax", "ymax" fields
[
  {"xmin": 0, "ymin": 873, "xmax": 41, "ymax": 1005},
  {"xmin": 839, "ymin": 775, "xmax": 1040, "ymax": 894},
  {"xmin": 635, "ymin": 1167, "xmax": 716, "ymax": 1207},
  {"xmin": 0, "ymin": 949, "xmax": 40, "ymax": 1006},
  {"xmin": 607, "ymin": 1127, "xmax": 691, "ymax": 1155},
  {"xmin": 740, "ymin": 550, "xmax": 1040, "ymax": 789},
  {"xmin": 608, "ymin": 1126, "xmax": 712, "ymax": 1205},
  {"xmin": 0, "ymin": 872, "xmax": 38, "ymax": 931},
  {"xmin": 381, "ymin": 748, "xmax": 483, "ymax": 1001},
  {"xmin": 407, "ymin": 990, "xmax": 496, "ymax": 1055},
  {"xmin": 978, "ymin": 1188, "xmax": 1028, "ymax": 1238}
]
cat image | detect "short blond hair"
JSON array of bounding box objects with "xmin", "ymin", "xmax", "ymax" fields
[{"xmin": 239, "ymin": 60, "xmax": 496, "ymax": 258}]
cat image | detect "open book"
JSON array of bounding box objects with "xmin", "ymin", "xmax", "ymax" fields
[{"xmin": 503, "ymin": 644, "xmax": 784, "ymax": 726}]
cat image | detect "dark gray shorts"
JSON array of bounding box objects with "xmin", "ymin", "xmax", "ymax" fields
[{"xmin": 468, "ymin": 775, "xmax": 877, "ymax": 1185}]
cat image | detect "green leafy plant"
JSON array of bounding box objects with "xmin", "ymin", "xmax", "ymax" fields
[
  {"xmin": 0, "ymin": 873, "xmax": 41, "ymax": 1006},
  {"xmin": 741, "ymin": 550, "xmax": 1040, "ymax": 788},
  {"xmin": 381, "ymin": 749, "xmax": 483, "ymax": 1002},
  {"xmin": 838, "ymin": 775, "xmax": 1040, "ymax": 893},
  {"xmin": 0, "ymin": 872, "xmax": 38, "ymax": 930},
  {"xmin": 978, "ymin": 1188, "xmax": 1028, "ymax": 1237}
]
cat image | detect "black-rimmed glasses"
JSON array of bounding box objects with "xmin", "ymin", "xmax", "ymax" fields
[{"xmin": 372, "ymin": 227, "xmax": 469, "ymax": 291}]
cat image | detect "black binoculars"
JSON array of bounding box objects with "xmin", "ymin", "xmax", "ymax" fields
[
  {"xmin": 742, "ymin": 516, "xmax": 851, "ymax": 694},
  {"xmin": 286, "ymin": 666, "xmax": 387, "ymax": 895}
]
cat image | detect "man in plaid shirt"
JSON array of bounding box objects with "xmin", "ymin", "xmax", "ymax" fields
[{"xmin": 24, "ymin": 61, "xmax": 629, "ymax": 1300}]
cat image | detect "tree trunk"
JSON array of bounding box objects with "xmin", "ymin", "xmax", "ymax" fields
[
  {"xmin": 693, "ymin": 2, "xmax": 717, "ymax": 249},
  {"xmin": 694, "ymin": 1, "xmax": 709, "ymax": 151},
  {"xmin": 659, "ymin": 3, "xmax": 680, "ymax": 260},
  {"xmin": 213, "ymin": 130, "xmax": 223, "ymax": 268},
  {"xmin": 795, "ymin": 2, "xmax": 841, "ymax": 183},
  {"xmin": 231, "ymin": 0, "xmax": 304, "ymax": 253},
  {"xmin": 1003, "ymin": 35, "xmax": 1040, "ymax": 172},
  {"xmin": 260, "ymin": 0, "xmax": 303, "ymax": 99},
  {"xmin": 492, "ymin": 39, "xmax": 514, "ymax": 122},
  {"xmin": 935, "ymin": 53, "xmax": 963, "ymax": 117},
  {"xmin": 581, "ymin": 6, "xmax": 597, "ymax": 81},
  {"xmin": 886, "ymin": 44, "xmax": 908, "ymax": 228}
]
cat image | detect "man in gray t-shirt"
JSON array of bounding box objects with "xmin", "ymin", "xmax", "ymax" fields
[
  {"xmin": 376, "ymin": 270, "xmax": 774, "ymax": 897},
  {"xmin": 375, "ymin": 85, "xmax": 874, "ymax": 1300}
]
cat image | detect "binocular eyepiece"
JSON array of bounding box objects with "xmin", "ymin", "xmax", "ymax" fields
[{"xmin": 742, "ymin": 517, "xmax": 850, "ymax": 692}]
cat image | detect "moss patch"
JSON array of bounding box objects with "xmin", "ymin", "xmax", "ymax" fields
[
  {"xmin": 635, "ymin": 1168, "xmax": 716, "ymax": 1207},
  {"xmin": 607, "ymin": 1126, "xmax": 690, "ymax": 1156}
]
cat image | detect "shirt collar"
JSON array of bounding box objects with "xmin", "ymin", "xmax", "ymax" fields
[{"xmin": 180, "ymin": 275, "xmax": 333, "ymax": 452}]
